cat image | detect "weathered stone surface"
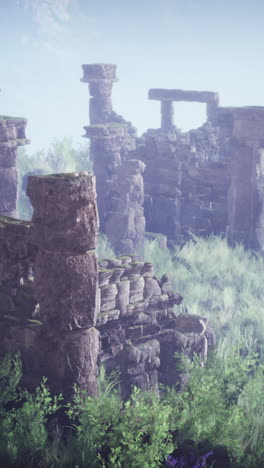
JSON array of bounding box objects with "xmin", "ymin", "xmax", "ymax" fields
[
  {"xmin": 0, "ymin": 167, "xmax": 18, "ymax": 213},
  {"xmin": 173, "ymin": 314, "xmax": 208, "ymax": 334},
  {"xmin": 61, "ymin": 328, "xmax": 100, "ymax": 397},
  {"xmin": 81, "ymin": 64, "xmax": 118, "ymax": 82},
  {"xmin": 27, "ymin": 173, "xmax": 98, "ymax": 252},
  {"xmin": 104, "ymin": 159, "xmax": 146, "ymax": 255},
  {"xmin": 0, "ymin": 216, "xmax": 36, "ymax": 286},
  {"xmin": 0, "ymin": 116, "xmax": 29, "ymax": 218},
  {"xmin": 116, "ymin": 279, "xmax": 130, "ymax": 313},
  {"xmin": 34, "ymin": 249, "xmax": 98, "ymax": 330},
  {"xmin": 82, "ymin": 65, "xmax": 144, "ymax": 255},
  {"xmin": 143, "ymin": 277, "xmax": 162, "ymax": 300}
]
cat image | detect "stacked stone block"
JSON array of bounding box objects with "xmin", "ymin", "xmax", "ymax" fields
[
  {"xmin": 214, "ymin": 106, "xmax": 264, "ymax": 249},
  {"xmin": 81, "ymin": 64, "xmax": 145, "ymax": 255},
  {"xmin": 105, "ymin": 159, "xmax": 146, "ymax": 255},
  {"xmin": 0, "ymin": 116, "xmax": 29, "ymax": 218},
  {"xmin": 0, "ymin": 216, "xmax": 37, "ymax": 319},
  {"xmin": 96, "ymin": 256, "xmax": 215, "ymax": 397},
  {"xmin": 0, "ymin": 210, "xmax": 215, "ymax": 399},
  {"xmin": 25, "ymin": 171, "xmax": 100, "ymax": 398}
]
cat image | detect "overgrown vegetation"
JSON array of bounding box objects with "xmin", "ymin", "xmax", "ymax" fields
[
  {"xmin": 1, "ymin": 348, "xmax": 264, "ymax": 467},
  {"xmin": 5, "ymin": 143, "xmax": 264, "ymax": 466},
  {"xmin": 144, "ymin": 233, "xmax": 264, "ymax": 360}
]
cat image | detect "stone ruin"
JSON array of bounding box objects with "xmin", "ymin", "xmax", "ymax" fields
[
  {"xmin": 2, "ymin": 63, "xmax": 264, "ymax": 399},
  {"xmin": 0, "ymin": 172, "xmax": 215, "ymax": 400},
  {"xmin": 81, "ymin": 64, "xmax": 145, "ymax": 256},
  {"xmin": 0, "ymin": 109, "xmax": 30, "ymax": 218},
  {"xmin": 81, "ymin": 64, "xmax": 264, "ymax": 252}
]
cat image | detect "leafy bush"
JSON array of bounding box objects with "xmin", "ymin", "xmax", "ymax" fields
[
  {"xmin": 161, "ymin": 347, "xmax": 264, "ymax": 468},
  {"xmin": 66, "ymin": 367, "xmax": 173, "ymax": 467},
  {"xmin": 0, "ymin": 353, "xmax": 63, "ymax": 467},
  {"xmin": 1, "ymin": 349, "xmax": 264, "ymax": 467}
]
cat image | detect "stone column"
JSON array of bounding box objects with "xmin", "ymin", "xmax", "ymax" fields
[
  {"xmin": 81, "ymin": 64, "xmax": 118, "ymax": 124},
  {"xmin": 0, "ymin": 117, "xmax": 29, "ymax": 218},
  {"xmin": 226, "ymin": 140, "xmax": 259, "ymax": 249},
  {"xmin": 161, "ymin": 101, "xmax": 174, "ymax": 132},
  {"xmin": 81, "ymin": 64, "xmax": 145, "ymax": 253},
  {"xmin": 83, "ymin": 124, "xmax": 127, "ymax": 232},
  {"xmin": 26, "ymin": 172, "xmax": 100, "ymax": 398},
  {"xmin": 105, "ymin": 159, "xmax": 146, "ymax": 255},
  {"xmin": 226, "ymin": 108, "xmax": 264, "ymax": 250}
]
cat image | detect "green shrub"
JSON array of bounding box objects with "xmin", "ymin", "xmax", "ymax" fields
[
  {"xmin": 66, "ymin": 367, "xmax": 173, "ymax": 467},
  {"xmin": 161, "ymin": 347, "xmax": 264, "ymax": 468},
  {"xmin": 0, "ymin": 353, "xmax": 63, "ymax": 467}
]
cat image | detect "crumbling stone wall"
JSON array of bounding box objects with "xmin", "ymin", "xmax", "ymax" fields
[
  {"xmin": 96, "ymin": 257, "xmax": 215, "ymax": 398},
  {"xmin": 0, "ymin": 115, "xmax": 29, "ymax": 218},
  {"xmin": 80, "ymin": 67, "xmax": 264, "ymax": 251},
  {"xmin": 0, "ymin": 171, "xmax": 101, "ymax": 399},
  {"xmin": 212, "ymin": 106, "xmax": 264, "ymax": 249},
  {"xmin": 132, "ymin": 89, "xmax": 231, "ymax": 246},
  {"xmin": 0, "ymin": 179, "xmax": 215, "ymax": 399},
  {"xmin": 0, "ymin": 216, "xmax": 37, "ymax": 320},
  {"xmin": 81, "ymin": 64, "xmax": 145, "ymax": 255},
  {"xmin": 129, "ymin": 87, "xmax": 264, "ymax": 250}
]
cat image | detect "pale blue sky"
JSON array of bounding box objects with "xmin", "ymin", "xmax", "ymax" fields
[{"xmin": 1, "ymin": 0, "xmax": 264, "ymax": 153}]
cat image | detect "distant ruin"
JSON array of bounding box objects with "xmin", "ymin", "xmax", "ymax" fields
[{"xmin": 82, "ymin": 63, "xmax": 264, "ymax": 252}]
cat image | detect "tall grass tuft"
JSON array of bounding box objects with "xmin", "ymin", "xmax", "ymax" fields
[{"xmin": 144, "ymin": 234, "xmax": 264, "ymax": 359}]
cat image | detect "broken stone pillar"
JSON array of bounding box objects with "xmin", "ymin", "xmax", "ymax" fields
[
  {"xmin": 105, "ymin": 159, "xmax": 146, "ymax": 255},
  {"xmin": 81, "ymin": 63, "xmax": 117, "ymax": 124},
  {"xmin": 0, "ymin": 116, "xmax": 29, "ymax": 218},
  {"xmin": 81, "ymin": 64, "xmax": 124, "ymax": 232},
  {"xmin": 81, "ymin": 64, "xmax": 145, "ymax": 254},
  {"xmin": 26, "ymin": 172, "xmax": 100, "ymax": 398},
  {"xmin": 83, "ymin": 124, "xmax": 127, "ymax": 232}
]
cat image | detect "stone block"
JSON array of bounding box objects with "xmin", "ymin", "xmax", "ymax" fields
[
  {"xmin": 143, "ymin": 277, "xmax": 162, "ymax": 300},
  {"xmin": 174, "ymin": 314, "xmax": 208, "ymax": 335},
  {"xmin": 142, "ymin": 323, "xmax": 161, "ymax": 336},
  {"xmin": 27, "ymin": 173, "xmax": 98, "ymax": 252},
  {"xmin": 33, "ymin": 249, "xmax": 98, "ymax": 331},
  {"xmin": 81, "ymin": 64, "xmax": 117, "ymax": 82},
  {"xmin": 116, "ymin": 279, "xmax": 130, "ymax": 312},
  {"xmin": 0, "ymin": 147, "xmax": 17, "ymax": 168},
  {"xmin": 62, "ymin": 328, "xmax": 100, "ymax": 396},
  {"xmin": 0, "ymin": 167, "xmax": 17, "ymax": 213},
  {"xmin": 126, "ymin": 326, "xmax": 143, "ymax": 340}
]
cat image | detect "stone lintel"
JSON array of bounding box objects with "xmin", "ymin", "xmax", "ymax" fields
[
  {"xmin": 81, "ymin": 64, "xmax": 118, "ymax": 83},
  {"xmin": 148, "ymin": 89, "xmax": 219, "ymax": 104}
]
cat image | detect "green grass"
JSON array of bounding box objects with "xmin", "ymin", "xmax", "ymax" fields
[{"xmin": 143, "ymin": 233, "xmax": 264, "ymax": 360}]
